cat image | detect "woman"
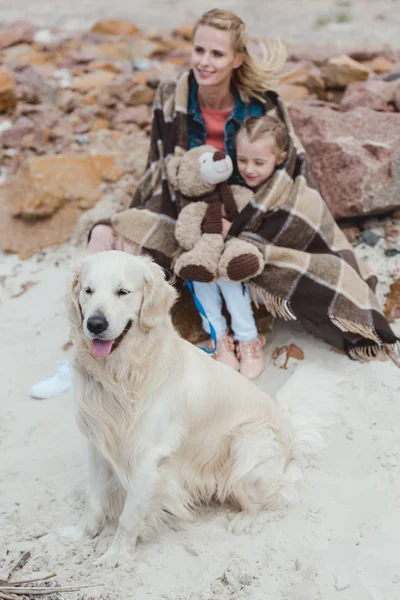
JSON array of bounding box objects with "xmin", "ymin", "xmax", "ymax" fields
[
  {"xmin": 88, "ymin": 9, "xmax": 285, "ymax": 252},
  {"xmin": 31, "ymin": 9, "xmax": 398, "ymax": 398}
]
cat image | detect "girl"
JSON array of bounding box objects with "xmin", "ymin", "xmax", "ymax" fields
[{"xmin": 192, "ymin": 115, "xmax": 289, "ymax": 380}]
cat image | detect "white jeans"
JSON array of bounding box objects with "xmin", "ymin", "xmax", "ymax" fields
[{"xmin": 192, "ymin": 279, "xmax": 258, "ymax": 342}]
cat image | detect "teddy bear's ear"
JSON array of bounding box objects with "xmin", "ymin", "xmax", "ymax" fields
[{"xmin": 166, "ymin": 156, "xmax": 181, "ymax": 189}]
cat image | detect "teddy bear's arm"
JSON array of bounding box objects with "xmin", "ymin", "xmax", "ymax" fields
[
  {"xmin": 175, "ymin": 201, "xmax": 208, "ymax": 250},
  {"xmin": 230, "ymin": 185, "xmax": 255, "ymax": 213}
]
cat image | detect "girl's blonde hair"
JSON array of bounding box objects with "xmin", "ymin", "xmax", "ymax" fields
[
  {"xmin": 238, "ymin": 115, "xmax": 289, "ymax": 153},
  {"xmin": 193, "ymin": 9, "xmax": 287, "ymax": 103}
]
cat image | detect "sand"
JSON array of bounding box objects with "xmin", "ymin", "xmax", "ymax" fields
[{"xmin": 1, "ymin": 229, "xmax": 400, "ymax": 600}]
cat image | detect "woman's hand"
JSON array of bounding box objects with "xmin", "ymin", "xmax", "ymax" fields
[{"xmin": 221, "ymin": 218, "xmax": 231, "ymax": 239}]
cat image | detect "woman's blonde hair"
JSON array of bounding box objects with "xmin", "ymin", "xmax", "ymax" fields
[
  {"xmin": 192, "ymin": 9, "xmax": 287, "ymax": 103},
  {"xmin": 238, "ymin": 115, "xmax": 289, "ymax": 153}
]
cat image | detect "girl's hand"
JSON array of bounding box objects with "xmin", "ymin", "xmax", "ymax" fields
[{"xmin": 221, "ymin": 218, "xmax": 231, "ymax": 239}]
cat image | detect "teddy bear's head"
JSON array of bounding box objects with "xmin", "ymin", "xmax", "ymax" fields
[{"xmin": 167, "ymin": 145, "xmax": 233, "ymax": 197}]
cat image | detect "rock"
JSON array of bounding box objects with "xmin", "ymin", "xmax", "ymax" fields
[
  {"xmin": 335, "ymin": 574, "xmax": 350, "ymax": 591},
  {"xmin": 0, "ymin": 21, "xmax": 34, "ymax": 49},
  {"xmin": 0, "ymin": 122, "xmax": 34, "ymax": 147},
  {"xmin": 360, "ymin": 230, "xmax": 380, "ymax": 247},
  {"xmin": 12, "ymin": 64, "xmax": 52, "ymax": 105},
  {"xmin": 280, "ymin": 61, "xmax": 325, "ymax": 91},
  {"xmin": 394, "ymin": 83, "xmax": 400, "ymax": 112},
  {"xmin": 90, "ymin": 118, "xmax": 110, "ymax": 132},
  {"xmin": 91, "ymin": 19, "xmax": 140, "ymax": 36},
  {"xmin": 348, "ymin": 45, "xmax": 398, "ymax": 63},
  {"xmin": 123, "ymin": 84, "xmax": 155, "ymax": 106},
  {"xmin": 172, "ymin": 23, "xmax": 194, "ymax": 41},
  {"xmin": 113, "ymin": 105, "xmax": 151, "ymax": 128},
  {"xmin": 287, "ymin": 43, "xmax": 342, "ymax": 66},
  {"xmin": 385, "ymin": 248, "xmax": 400, "ymax": 257},
  {"xmin": 340, "ymin": 79, "xmax": 397, "ymax": 112},
  {"xmin": 0, "ymin": 194, "xmax": 83, "ymax": 255},
  {"xmin": 0, "ymin": 68, "xmax": 17, "ymax": 112},
  {"xmin": 289, "ymin": 103, "xmax": 400, "ymax": 218},
  {"xmin": 7, "ymin": 154, "xmax": 123, "ymax": 219},
  {"xmin": 71, "ymin": 71, "xmax": 116, "ymax": 92},
  {"xmin": 363, "ymin": 56, "xmax": 397, "ymax": 75},
  {"xmin": 57, "ymin": 89, "xmax": 78, "ymax": 113},
  {"xmin": 341, "ymin": 225, "xmax": 360, "ymax": 244},
  {"xmin": 0, "ymin": 119, "xmax": 12, "ymax": 134},
  {"xmin": 275, "ymin": 83, "xmax": 309, "ymax": 104},
  {"xmin": 86, "ymin": 60, "xmax": 122, "ymax": 74},
  {"xmin": 322, "ymin": 55, "xmax": 371, "ymax": 88}
]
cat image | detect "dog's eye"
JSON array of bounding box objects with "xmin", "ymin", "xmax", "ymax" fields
[
  {"xmin": 116, "ymin": 289, "xmax": 130, "ymax": 297},
  {"xmin": 84, "ymin": 287, "xmax": 93, "ymax": 295}
]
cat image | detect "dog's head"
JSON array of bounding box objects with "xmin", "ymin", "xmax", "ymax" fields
[{"xmin": 68, "ymin": 251, "xmax": 177, "ymax": 358}]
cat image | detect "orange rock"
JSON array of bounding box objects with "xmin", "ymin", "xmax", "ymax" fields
[
  {"xmin": 0, "ymin": 68, "xmax": 17, "ymax": 112},
  {"xmin": 81, "ymin": 93, "xmax": 97, "ymax": 105},
  {"xmin": 113, "ymin": 105, "xmax": 151, "ymax": 128},
  {"xmin": 8, "ymin": 154, "xmax": 123, "ymax": 220},
  {"xmin": 4, "ymin": 45, "xmax": 49, "ymax": 65},
  {"xmin": 363, "ymin": 56, "xmax": 397, "ymax": 74},
  {"xmin": 132, "ymin": 71, "xmax": 154, "ymax": 85},
  {"xmin": 86, "ymin": 60, "xmax": 122, "ymax": 74},
  {"xmin": 125, "ymin": 84, "xmax": 155, "ymax": 106},
  {"xmin": 35, "ymin": 63, "xmax": 57, "ymax": 77},
  {"xmin": 276, "ymin": 83, "xmax": 309, "ymax": 104},
  {"xmin": 101, "ymin": 43, "xmax": 131, "ymax": 60},
  {"xmin": 91, "ymin": 19, "xmax": 140, "ymax": 36},
  {"xmin": 71, "ymin": 70, "xmax": 116, "ymax": 92},
  {"xmin": 172, "ymin": 22, "xmax": 194, "ymax": 41},
  {"xmin": 279, "ymin": 62, "xmax": 310, "ymax": 86},
  {"xmin": 91, "ymin": 118, "xmax": 110, "ymax": 132},
  {"xmin": 322, "ymin": 55, "xmax": 370, "ymax": 88},
  {"xmin": 0, "ymin": 194, "xmax": 83, "ymax": 255}
]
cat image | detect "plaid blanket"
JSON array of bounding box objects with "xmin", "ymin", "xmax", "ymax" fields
[{"xmin": 111, "ymin": 70, "xmax": 399, "ymax": 362}]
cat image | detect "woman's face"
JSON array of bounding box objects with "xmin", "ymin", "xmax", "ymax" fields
[{"xmin": 191, "ymin": 25, "xmax": 243, "ymax": 90}]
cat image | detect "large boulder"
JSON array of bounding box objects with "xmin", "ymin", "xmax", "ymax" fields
[
  {"xmin": 8, "ymin": 154, "xmax": 123, "ymax": 219},
  {"xmin": 322, "ymin": 55, "xmax": 370, "ymax": 88},
  {"xmin": 340, "ymin": 79, "xmax": 397, "ymax": 112},
  {"xmin": 289, "ymin": 102, "xmax": 400, "ymax": 218}
]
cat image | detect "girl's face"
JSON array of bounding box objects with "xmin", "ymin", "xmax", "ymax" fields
[
  {"xmin": 191, "ymin": 26, "xmax": 243, "ymax": 90},
  {"xmin": 236, "ymin": 133, "xmax": 287, "ymax": 188}
]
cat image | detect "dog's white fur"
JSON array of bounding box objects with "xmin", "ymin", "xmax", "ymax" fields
[{"xmin": 64, "ymin": 251, "xmax": 331, "ymax": 567}]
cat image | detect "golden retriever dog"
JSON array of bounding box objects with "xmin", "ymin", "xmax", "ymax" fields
[{"xmin": 62, "ymin": 250, "xmax": 333, "ymax": 567}]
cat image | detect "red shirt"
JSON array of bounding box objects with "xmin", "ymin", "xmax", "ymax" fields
[{"xmin": 201, "ymin": 106, "xmax": 233, "ymax": 152}]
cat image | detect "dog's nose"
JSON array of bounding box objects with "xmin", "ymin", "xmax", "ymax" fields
[{"xmin": 87, "ymin": 315, "xmax": 109, "ymax": 335}]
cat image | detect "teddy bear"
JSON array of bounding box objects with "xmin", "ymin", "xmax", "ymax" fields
[{"xmin": 167, "ymin": 145, "xmax": 264, "ymax": 283}]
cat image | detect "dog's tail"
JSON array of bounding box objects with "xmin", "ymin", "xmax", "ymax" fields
[{"xmin": 275, "ymin": 365, "xmax": 341, "ymax": 504}]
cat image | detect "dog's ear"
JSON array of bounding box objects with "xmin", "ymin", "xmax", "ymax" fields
[
  {"xmin": 66, "ymin": 259, "xmax": 84, "ymax": 326},
  {"xmin": 139, "ymin": 260, "xmax": 178, "ymax": 330}
]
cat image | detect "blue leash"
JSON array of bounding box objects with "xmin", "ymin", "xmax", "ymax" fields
[{"xmin": 186, "ymin": 280, "xmax": 217, "ymax": 355}]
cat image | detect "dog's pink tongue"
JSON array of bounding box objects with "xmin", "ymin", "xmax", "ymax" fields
[{"xmin": 91, "ymin": 339, "xmax": 113, "ymax": 358}]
